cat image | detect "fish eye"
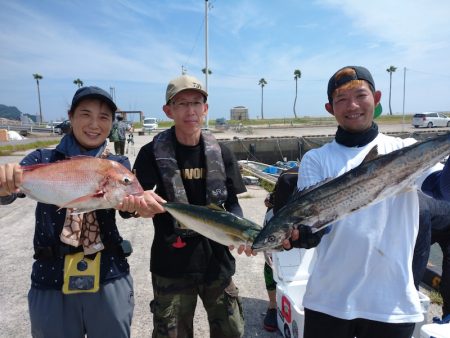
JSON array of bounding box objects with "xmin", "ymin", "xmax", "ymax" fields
[
  {"xmin": 268, "ymin": 235, "xmax": 276, "ymax": 243},
  {"xmin": 123, "ymin": 176, "xmax": 131, "ymax": 185}
]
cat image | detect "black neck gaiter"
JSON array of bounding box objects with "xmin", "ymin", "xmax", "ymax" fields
[{"xmin": 335, "ymin": 122, "xmax": 379, "ymax": 147}]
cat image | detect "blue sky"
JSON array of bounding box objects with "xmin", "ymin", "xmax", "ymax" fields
[{"xmin": 1, "ymin": 0, "xmax": 450, "ymax": 123}]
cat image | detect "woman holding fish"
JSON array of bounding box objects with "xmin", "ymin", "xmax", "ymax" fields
[{"xmin": 0, "ymin": 86, "xmax": 151, "ymax": 338}]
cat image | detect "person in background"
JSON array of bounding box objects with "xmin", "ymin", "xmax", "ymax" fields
[
  {"xmin": 0, "ymin": 86, "xmax": 136, "ymax": 337},
  {"xmin": 283, "ymin": 66, "xmax": 450, "ymax": 338},
  {"xmin": 113, "ymin": 115, "xmax": 128, "ymax": 155},
  {"xmin": 413, "ymin": 191, "xmax": 450, "ymax": 319},
  {"xmin": 129, "ymin": 74, "xmax": 249, "ymax": 337},
  {"xmin": 261, "ymin": 167, "xmax": 299, "ymax": 332}
]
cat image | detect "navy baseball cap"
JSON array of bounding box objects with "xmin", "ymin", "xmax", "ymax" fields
[
  {"xmin": 327, "ymin": 66, "xmax": 375, "ymax": 103},
  {"xmin": 71, "ymin": 86, "xmax": 117, "ymax": 113}
]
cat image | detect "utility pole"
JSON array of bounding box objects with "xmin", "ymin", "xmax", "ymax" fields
[
  {"xmin": 204, "ymin": 0, "xmax": 209, "ymax": 128},
  {"xmin": 109, "ymin": 87, "xmax": 116, "ymax": 101},
  {"xmin": 402, "ymin": 67, "xmax": 407, "ymax": 128}
]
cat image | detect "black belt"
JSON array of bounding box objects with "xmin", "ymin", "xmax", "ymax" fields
[{"xmin": 34, "ymin": 240, "xmax": 132, "ymax": 260}]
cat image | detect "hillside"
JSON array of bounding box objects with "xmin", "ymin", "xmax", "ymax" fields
[{"xmin": 0, "ymin": 105, "xmax": 36, "ymax": 122}]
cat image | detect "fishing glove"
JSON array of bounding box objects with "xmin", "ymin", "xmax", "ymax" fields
[{"xmin": 288, "ymin": 225, "xmax": 329, "ymax": 249}]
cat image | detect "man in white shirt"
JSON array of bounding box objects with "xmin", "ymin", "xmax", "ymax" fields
[{"xmin": 283, "ymin": 66, "xmax": 445, "ymax": 338}]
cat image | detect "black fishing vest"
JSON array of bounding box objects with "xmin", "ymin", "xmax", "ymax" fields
[{"xmin": 153, "ymin": 127, "xmax": 228, "ymax": 236}]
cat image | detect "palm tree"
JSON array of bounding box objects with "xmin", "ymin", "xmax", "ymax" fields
[
  {"xmin": 201, "ymin": 68, "xmax": 212, "ymax": 75},
  {"xmin": 73, "ymin": 78, "xmax": 84, "ymax": 88},
  {"xmin": 293, "ymin": 69, "xmax": 302, "ymax": 118},
  {"xmin": 386, "ymin": 65, "xmax": 397, "ymax": 115},
  {"xmin": 258, "ymin": 78, "xmax": 267, "ymax": 119},
  {"xmin": 32, "ymin": 73, "xmax": 43, "ymax": 123}
]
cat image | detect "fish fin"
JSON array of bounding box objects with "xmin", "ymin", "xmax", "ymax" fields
[
  {"xmin": 55, "ymin": 207, "xmax": 94, "ymax": 215},
  {"xmin": 59, "ymin": 191, "xmax": 105, "ymax": 210},
  {"xmin": 285, "ymin": 146, "xmax": 379, "ymax": 206},
  {"xmin": 361, "ymin": 145, "xmax": 379, "ymax": 164},
  {"xmin": 286, "ymin": 178, "xmax": 333, "ymax": 205},
  {"xmin": 21, "ymin": 163, "xmax": 52, "ymax": 171},
  {"xmin": 206, "ymin": 203, "xmax": 223, "ymax": 211},
  {"xmin": 70, "ymin": 208, "xmax": 96, "ymax": 214},
  {"xmin": 21, "ymin": 155, "xmax": 94, "ymax": 171}
]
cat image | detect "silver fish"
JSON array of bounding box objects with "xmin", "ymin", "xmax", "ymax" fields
[
  {"xmin": 252, "ymin": 132, "xmax": 450, "ymax": 251},
  {"xmin": 164, "ymin": 202, "xmax": 262, "ymax": 247}
]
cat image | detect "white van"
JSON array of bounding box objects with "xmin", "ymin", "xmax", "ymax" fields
[{"xmin": 143, "ymin": 117, "xmax": 158, "ymax": 132}]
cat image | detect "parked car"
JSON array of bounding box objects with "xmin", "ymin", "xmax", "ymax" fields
[
  {"xmin": 215, "ymin": 117, "xmax": 229, "ymax": 130},
  {"xmin": 142, "ymin": 117, "xmax": 158, "ymax": 132},
  {"xmin": 55, "ymin": 120, "xmax": 71, "ymax": 135},
  {"xmin": 412, "ymin": 112, "xmax": 450, "ymax": 128}
]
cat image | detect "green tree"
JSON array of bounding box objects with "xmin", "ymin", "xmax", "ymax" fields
[
  {"xmin": 73, "ymin": 78, "xmax": 84, "ymax": 88},
  {"xmin": 293, "ymin": 69, "xmax": 302, "ymax": 118},
  {"xmin": 386, "ymin": 65, "xmax": 397, "ymax": 115},
  {"xmin": 32, "ymin": 73, "xmax": 43, "ymax": 123},
  {"xmin": 258, "ymin": 78, "xmax": 267, "ymax": 119}
]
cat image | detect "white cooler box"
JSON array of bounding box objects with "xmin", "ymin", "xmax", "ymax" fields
[
  {"xmin": 420, "ymin": 322, "xmax": 450, "ymax": 338},
  {"xmin": 273, "ymin": 248, "xmax": 315, "ymax": 338},
  {"xmin": 276, "ymin": 280, "xmax": 307, "ymax": 338},
  {"xmin": 412, "ymin": 291, "xmax": 431, "ymax": 338},
  {"xmin": 272, "ymin": 248, "xmax": 316, "ymax": 283}
]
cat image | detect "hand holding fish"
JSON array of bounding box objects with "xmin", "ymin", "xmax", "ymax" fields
[
  {"xmin": 282, "ymin": 228, "xmax": 299, "ymax": 250},
  {"xmin": 118, "ymin": 190, "xmax": 166, "ymax": 218},
  {"xmin": 0, "ymin": 163, "xmax": 23, "ymax": 196},
  {"xmin": 229, "ymin": 244, "xmax": 256, "ymax": 257}
]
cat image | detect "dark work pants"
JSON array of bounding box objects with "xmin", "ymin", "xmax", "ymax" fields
[
  {"xmin": 412, "ymin": 210, "xmax": 431, "ymax": 289},
  {"xmin": 303, "ymin": 308, "xmax": 415, "ymax": 338},
  {"xmin": 412, "ymin": 212, "xmax": 450, "ymax": 317},
  {"xmin": 433, "ymin": 229, "xmax": 450, "ymax": 317},
  {"xmin": 114, "ymin": 140, "xmax": 125, "ymax": 155}
]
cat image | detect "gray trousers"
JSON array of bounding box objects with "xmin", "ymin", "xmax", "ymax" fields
[{"xmin": 28, "ymin": 274, "xmax": 134, "ymax": 338}]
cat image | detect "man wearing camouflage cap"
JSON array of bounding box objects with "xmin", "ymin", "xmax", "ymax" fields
[{"xmin": 132, "ymin": 74, "xmax": 248, "ymax": 337}]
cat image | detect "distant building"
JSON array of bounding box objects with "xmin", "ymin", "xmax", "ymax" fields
[
  {"xmin": 230, "ymin": 106, "xmax": 248, "ymax": 120},
  {"xmin": 116, "ymin": 110, "xmax": 144, "ymax": 123}
]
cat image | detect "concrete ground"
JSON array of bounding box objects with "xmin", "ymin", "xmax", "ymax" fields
[{"xmin": 0, "ymin": 123, "xmax": 444, "ymax": 337}]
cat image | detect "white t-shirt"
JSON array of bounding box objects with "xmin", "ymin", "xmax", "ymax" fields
[{"xmin": 297, "ymin": 133, "xmax": 436, "ymax": 323}]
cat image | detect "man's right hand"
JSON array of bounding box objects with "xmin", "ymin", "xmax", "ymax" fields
[
  {"xmin": 0, "ymin": 163, "xmax": 22, "ymax": 196},
  {"xmin": 282, "ymin": 228, "xmax": 300, "ymax": 250}
]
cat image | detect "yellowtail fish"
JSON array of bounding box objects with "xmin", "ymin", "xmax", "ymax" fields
[{"xmin": 164, "ymin": 202, "xmax": 262, "ymax": 248}]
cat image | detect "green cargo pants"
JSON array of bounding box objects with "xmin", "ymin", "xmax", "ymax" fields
[{"xmin": 151, "ymin": 274, "xmax": 244, "ymax": 338}]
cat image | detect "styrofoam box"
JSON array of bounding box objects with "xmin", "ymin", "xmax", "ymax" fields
[
  {"xmin": 272, "ymin": 248, "xmax": 316, "ymax": 283},
  {"xmin": 276, "ymin": 280, "xmax": 307, "ymax": 338}
]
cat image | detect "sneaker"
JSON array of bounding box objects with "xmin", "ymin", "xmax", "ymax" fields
[{"xmin": 263, "ymin": 308, "xmax": 278, "ymax": 332}]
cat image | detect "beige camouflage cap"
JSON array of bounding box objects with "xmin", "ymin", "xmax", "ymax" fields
[{"xmin": 165, "ymin": 75, "xmax": 208, "ymax": 103}]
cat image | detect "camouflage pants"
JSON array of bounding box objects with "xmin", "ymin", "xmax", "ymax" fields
[{"xmin": 150, "ymin": 274, "xmax": 244, "ymax": 338}]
